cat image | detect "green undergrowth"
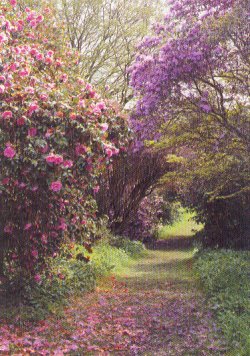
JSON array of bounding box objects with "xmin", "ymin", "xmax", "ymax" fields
[
  {"xmin": 158, "ymin": 207, "xmax": 203, "ymax": 239},
  {"xmin": 195, "ymin": 249, "xmax": 250, "ymax": 355},
  {"xmin": 0, "ymin": 239, "xmax": 145, "ymax": 323}
]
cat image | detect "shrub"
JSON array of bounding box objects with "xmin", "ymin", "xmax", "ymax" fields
[
  {"xmin": 2, "ymin": 241, "xmax": 132, "ymax": 321},
  {"xmin": 91, "ymin": 242, "xmax": 129, "ymax": 277},
  {"xmin": 109, "ymin": 236, "xmax": 145, "ymax": 257},
  {"xmin": 120, "ymin": 191, "xmax": 178, "ymax": 243},
  {"xmin": 195, "ymin": 250, "xmax": 250, "ymax": 355},
  {"xmin": 0, "ymin": 1, "xmax": 128, "ymax": 281}
]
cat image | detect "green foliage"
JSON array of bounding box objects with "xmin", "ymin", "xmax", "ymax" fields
[
  {"xmin": 19, "ymin": 255, "xmax": 96, "ymax": 320},
  {"xmin": 91, "ymin": 242, "xmax": 130, "ymax": 277},
  {"xmin": 109, "ymin": 236, "xmax": 145, "ymax": 257},
  {"xmin": 1, "ymin": 240, "xmax": 138, "ymax": 322},
  {"xmin": 195, "ymin": 250, "xmax": 250, "ymax": 355},
  {"xmin": 158, "ymin": 207, "xmax": 203, "ymax": 239}
]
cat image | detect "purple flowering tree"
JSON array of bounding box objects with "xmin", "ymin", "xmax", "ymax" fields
[
  {"xmin": 129, "ymin": 0, "xmax": 249, "ymax": 148},
  {"xmin": 129, "ymin": 0, "xmax": 250, "ymax": 247}
]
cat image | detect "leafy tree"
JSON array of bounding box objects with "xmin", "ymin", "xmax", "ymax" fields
[
  {"xmin": 130, "ymin": 0, "xmax": 250, "ymax": 247},
  {"xmin": 54, "ymin": 0, "xmax": 164, "ymax": 105}
]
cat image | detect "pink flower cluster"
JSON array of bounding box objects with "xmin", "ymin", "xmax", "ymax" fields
[
  {"xmin": 50, "ymin": 181, "xmax": 62, "ymax": 192},
  {"xmin": 46, "ymin": 153, "xmax": 64, "ymax": 165}
]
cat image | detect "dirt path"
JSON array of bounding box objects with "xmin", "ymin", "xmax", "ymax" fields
[{"xmin": 0, "ymin": 248, "xmax": 227, "ymax": 355}]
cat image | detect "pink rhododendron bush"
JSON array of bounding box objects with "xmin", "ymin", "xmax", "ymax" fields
[{"xmin": 0, "ymin": 0, "xmax": 128, "ymax": 283}]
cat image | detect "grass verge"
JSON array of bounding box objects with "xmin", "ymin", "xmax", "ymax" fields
[{"xmin": 194, "ymin": 249, "xmax": 250, "ymax": 355}]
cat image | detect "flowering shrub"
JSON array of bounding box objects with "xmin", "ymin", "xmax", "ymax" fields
[
  {"xmin": 122, "ymin": 192, "xmax": 175, "ymax": 243},
  {"xmin": 0, "ymin": 1, "xmax": 128, "ymax": 281}
]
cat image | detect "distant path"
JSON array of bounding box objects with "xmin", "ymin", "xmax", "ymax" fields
[{"xmin": 0, "ymin": 249, "xmax": 227, "ymax": 355}]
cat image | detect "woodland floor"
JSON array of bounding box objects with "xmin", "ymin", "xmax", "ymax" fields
[{"xmin": 0, "ymin": 245, "xmax": 229, "ymax": 355}]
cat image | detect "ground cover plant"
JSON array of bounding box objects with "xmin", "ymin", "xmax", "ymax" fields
[
  {"xmin": 0, "ymin": 239, "xmax": 143, "ymax": 322},
  {"xmin": 195, "ymin": 249, "xmax": 250, "ymax": 355}
]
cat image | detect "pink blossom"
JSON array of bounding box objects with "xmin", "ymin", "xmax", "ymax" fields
[
  {"xmin": 40, "ymin": 144, "xmax": 48, "ymax": 154},
  {"xmin": 30, "ymin": 48, "xmax": 38, "ymax": 56},
  {"xmin": 28, "ymin": 127, "xmax": 37, "ymax": 137},
  {"xmin": 4, "ymin": 224, "xmax": 13, "ymax": 234},
  {"xmin": 26, "ymin": 12, "xmax": 36, "ymax": 22},
  {"xmin": 85, "ymin": 83, "xmax": 92, "ymax": 91},
  {"xmin": 0, "ymin": 85, "xmax": 5, "ymax": 94},
  {"xmin": 112, "ymin": 147, "xmax": 120, "ymax": 155},
  {"xmin": 9, "ymin": 0, "xmax": 17, "ymax": 6},
  {"xmin": 96, "ymin": 101, "xmax": 106, "ymax": 110},
  {"xmin": 89, "ymin": 90, "xmax": 96, "ymax": 98},
  {"xmin": 55, "ymin": 59, "xmax": 63, "ymax": 67},
  {"xmin": 100, "ymin": 123, "xmax": 109, "ymax": 132},
  {"xmin": 50, "ymin": 181, "xmax": 62, "ymax": 192},
  {"xmin": 63, "ymin": 160, "xmax": 73, "ymax": 168},
  {"xmin": 0, "ymin": 76, "xmax": 5, "ymax": 82},
  {"xmin": 70, "ymin": 112, "xmax": 77, "ymax": 120},
  {"xmin": 34, "ymin": 274, "xmax": 42, "ymax": 283},
  {"xmin": 28, "ymin": 102, "xmax": 39, "ymax": 116},
  {"xmin": 0, "ymin": 32, "xmax": 8, "ymax": 43},
  {"xmin": 40, "ymin": 93, "xmax": 48, "ymax": 102},
  {"xmin": 17, "ymin": 21, "xmax": 24, "ymax": 31},
  {"xmin": 19, "ymin": 69, "xmax": 30, "ymax": 77},
  {"xmin": 81, "ymin": 220, "xmax": 87, "ymax": 225},
  {"xmin": 105, "ymin": 147, "xmax": 113, "ymax": 158},
  {"xmin": 78, "ymin": 78, "xmax": 85, "ymax": 85},
  {"xmin": 45, "ymin": 128, "xmax": 54, "ymax": 137},
  {"xmin": 75, "ymin": 144, "xmax": 87, "ymax": 156},
  {"xmin": 17, "ymin": 116, "xmax": 26, "ymax": 126},
  {"xmin": 45, "ymin": 57, "xmax": 53, "ymax": 65},
  {"xmin": 29, "ymin": 19, "xmax": 37, "ymax": 28},
  {"xmin": 93, "ymin": 186, "xmax": 100, "ymax": 194},
  {"xmin": 46, "ymin": 153, "xmax": 63, "ymax": 165},
  {"xmin": 57, "ymin": 222, "xmax": 67, "ymax": 231},
  {"xmin": 4, "ymin": 146, "xmax": 16, "ymax": 159},
  {"xmin": 92, "ymin": 106, "xmax": 101, "ymax": 116},
  {"xmin": 60, "ymin": 73, "xmax": 68, "ymax": 83},
  {"xmin": 2, "ymin": 111, "xmax": 13, "ymax": 119},
  {"xmin": 43, "ymin": 8, "xmax": 51, "ymax": 15},
  {"xmin": 25, "ymin": 86, "xmax": 35, "ymax": 94},
  {"xmin": 36, "ymin": 15, "xmax": 44, "ymax": 23},
  {"xmin": 41, "ymin": 234, "xmax": 48, "ymax": 244},
  {"xmin": 47, "ymin": 50, "xmax": 54, "ymax": 57},
  {"xmin": 36, "ymin": 53, "xmax": 44, "ymax": 61},
  {"xmin": 31, "ymin": 249, "xmax": 38, "ymax": 259},
  {"xmin": 78, "ymin": 99, "xmax": 85, "ymax": 108},
  {"xmin": 2, "ymin": 177, "xmax": 10, "ymax": 185},
  {"xmin": 24, "ymin": 223, "xmax": 32, "ymax": 230}
]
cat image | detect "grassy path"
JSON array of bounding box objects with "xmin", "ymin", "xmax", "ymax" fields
[{"xmin": 0, "ymin": 248, "xmax": 227, "ymax": 355}]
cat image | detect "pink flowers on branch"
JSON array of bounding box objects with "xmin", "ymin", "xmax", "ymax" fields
[
  {"xmin": 50, "ymin": 181, "xmax": 62, "ymax": 192},
  {"xmin": 4, "ymin": 145, "xmax": 16, "ymax": 159},
  {"xmin": 46, "ymin": 153, "xmax": 64, "ymax": 165},
  {"xmin": 0, "ymin": 1, "xmax": 129, "ymax": 281}
]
